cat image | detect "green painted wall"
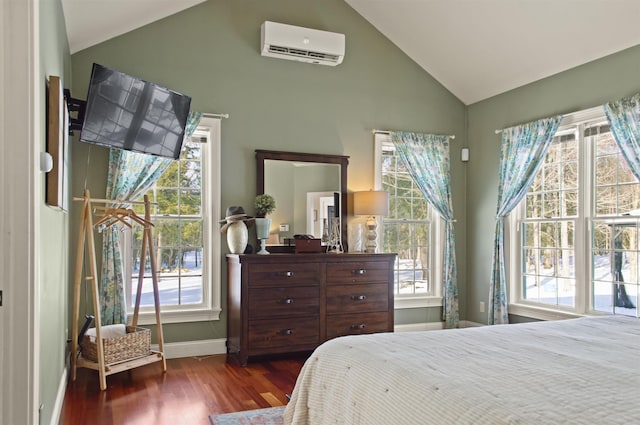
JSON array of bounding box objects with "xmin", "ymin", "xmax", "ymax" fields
[
  {"xmin": 466, "ymin": 45, "xmax": 640, "ymax": 324},
  {"xmin": 69, "ymin": 0, "xmax": 468, "ymax": 342},
  {"xmin": 39, "ymin": 0, "xmax": 71, "ymax": 423}
]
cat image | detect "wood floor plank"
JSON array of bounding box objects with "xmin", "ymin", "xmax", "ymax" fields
[{"xmin": 60, "ymin": 354, "xmax": 307, "ymax": 425}]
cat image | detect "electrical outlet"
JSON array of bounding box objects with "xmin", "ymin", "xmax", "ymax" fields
[{"xmin": 479, "ymin": 301, "xmax": 486, "ymax": 313}]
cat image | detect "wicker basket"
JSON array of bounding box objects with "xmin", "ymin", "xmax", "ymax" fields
[{"xmin": 81, "ymin": 326, "xmax": 151, "ymax": 364}]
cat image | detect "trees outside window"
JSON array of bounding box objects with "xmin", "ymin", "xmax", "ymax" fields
[
  {"xmin": 123, "ymin": 117, "xmax": 221, "ymax": 324},
  {"xmin": 375, "ymin": 135, "xmax": 443, "ymax": 308},
  {"xmin": 512, "ymin": 108, "xmax": 640, "ymax": 318}
]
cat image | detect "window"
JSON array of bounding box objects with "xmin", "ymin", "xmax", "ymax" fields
[
  {"xmin": 123, "ymin": 117, "xmax": 221, "ymax": 324},
  {"xmin": 510, "ymin": 107, "xmax": 640, "ymax": 319},
  {"xmin": 375, "ymin": 134, "xmax": 443, "ymax": 308}
]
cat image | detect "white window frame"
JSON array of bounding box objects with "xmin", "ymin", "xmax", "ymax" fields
[
  {"xmin": 123, "ymin": 117, "xmax": 221, "ymax": 324},
  {"xmin": 374, "ymin": 134, "xmax": 444, "ymax": 309},
  {"xmin": 508, "ymin": 106, "xmax": 607, "ymax": 321}
]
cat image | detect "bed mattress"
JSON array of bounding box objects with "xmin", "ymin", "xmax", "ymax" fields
[{"xmin": 284, "ymin": 315, "xmax": 640, "ymax": 424}]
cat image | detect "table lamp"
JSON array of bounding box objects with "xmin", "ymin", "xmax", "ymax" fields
[{"xmin": 353, "ymin": 190, "xmax": 389, "ymax": 253}]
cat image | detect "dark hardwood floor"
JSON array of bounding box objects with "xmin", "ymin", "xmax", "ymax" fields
[{"xmin": 59, "ymin": 354, "xmax": 307, "ymax": 425}]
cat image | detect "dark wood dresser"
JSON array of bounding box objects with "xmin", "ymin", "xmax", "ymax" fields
[{"xmin": 226, "ymin": 253, "xmax": 396, "ymax": 365}]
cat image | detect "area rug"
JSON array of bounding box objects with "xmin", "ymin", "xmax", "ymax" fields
[{"xmin": 209, "ymin": 406, "xmax": 285, "ymax": 425}]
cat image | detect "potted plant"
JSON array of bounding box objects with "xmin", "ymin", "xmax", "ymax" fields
[
  {"xmin": 254, "ymin": 194, "xmax": 276, "ymax": 254},
  {"xmin": 254, "ymin": 194, "xmax": 276, "ymax": 217}
]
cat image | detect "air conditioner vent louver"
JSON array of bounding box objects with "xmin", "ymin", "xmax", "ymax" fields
[
  {"xmin": 288, "ymin": 48, "xmax": 307, "ymax": 56},
  {"xmin": 261, "ymin": 21, "xmax": 345, "ymax": 66},
  {"xmin": 308, "ymin": 52, "xmax": 339, "ymax": 61},
  {"xmin": 269, "ymin": 45, "xmax": 288, "ymax": 54},
  {"xmin": 268, "ymin": 45, "xmax": 340, "ymax": 63}
]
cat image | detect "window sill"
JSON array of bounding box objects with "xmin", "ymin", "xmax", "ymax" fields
[
  {"xmin": 509, "ymin": 303, "xmax": 585, "ymax": 321},
  {"xmin": 395, "ymin": 296, "xmax": 442, "ymax": 309},
  {"xmin": 129, "ymin": 307, "xmax": 221, "ymax": 325}
]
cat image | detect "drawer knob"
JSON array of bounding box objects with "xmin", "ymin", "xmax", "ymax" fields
[
  {"xmin": 279, "ymin": 271, "xmax": 293, "ymax": 277},
  {"xmin": 353, "ymin": 269, "xmax": 366, "ymax": 275},
  {"xmin": 351, "ymin": 294, "xmax": 367, "ymax": 301},
  {"xmin": 279, "ymin": 329, "xmax": 293, "ymax": 335},
  {"xmin": 281, "ymin": 297, "xmax": 294, "ymax": 304},
  {"xmin": 350, "ymin": 324, "xmax": 366, "ymax": 330}
]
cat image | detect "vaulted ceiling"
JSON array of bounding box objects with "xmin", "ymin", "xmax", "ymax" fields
[
  {"xmin": 62, "ymin": 0, "xmax": 640, "ymax": 105},
  {"xmin": 61, "ymin": 0, "xmax": 206, "ymax": 54}
]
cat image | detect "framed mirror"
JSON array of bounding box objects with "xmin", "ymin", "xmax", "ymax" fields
[{"xmin": 256, "ymin": 150, "xmax": 349, "ymax": 250}]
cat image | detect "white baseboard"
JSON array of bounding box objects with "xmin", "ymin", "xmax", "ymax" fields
[
  {"xmin": 395, "ymin": 322, "xmax": 444, "ymax": 332},
  {"xmin": 395, "ymin": 320, "xmax": 483, "ymax": 332},
  {"xmin": 50, "ymin": 367, "xmax": 68, "ymax": 425},
  {"xmin": 151, "ymin": 338, "xmax": 227, "ymax": 359},
  {"xmin": 461, "ymin": 320, "xmax": 484, "ymax": 327},
  {"xmin": 150, "ymin": 321, "xmax": 485, "ymax": 358},
  {"xmin": 106, "ymin": 321, "xmax": 488, "ymax": 363}
]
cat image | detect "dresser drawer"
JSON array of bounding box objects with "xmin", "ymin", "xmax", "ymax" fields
[
  {"xmin": 326, "ymin": 261, "xmax": 390, "ymax": 285},
  {"xmin": 248, "ymin": 317, "xmax": 319, "ymax": 349},
  {"xmin": 248, "ymin": 263, "xmax": 321, "ymax": 287},
  {"xmin": 326, "ymin": 312, "xmax": 391, "ymax": 339},
  {"xmin": 249, "ymin": 286, "xmax": 320, "ymax": 318},
  {"xmin": 326, "ymin": 283, "xmax": 389, "ymax": 314}
]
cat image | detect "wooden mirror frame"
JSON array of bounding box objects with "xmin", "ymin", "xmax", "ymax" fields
[{"xmin": 256, "ymin": 149, "xmax": 349, "ymax": 251}]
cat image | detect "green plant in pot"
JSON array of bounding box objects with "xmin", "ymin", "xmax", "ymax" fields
[
  {"xmin": 254, "ymin": 194, "xmax": 276, "ymax": 254},
  {"xmin": 254, "ymin": 194, "xmax": 276, "ymax": 218}
]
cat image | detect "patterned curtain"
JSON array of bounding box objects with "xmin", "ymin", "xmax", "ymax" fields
[
  {"xmin": 489, "ymin": 116, "xmax": 562, "ymax": 325},
  {"xmin": 99, "ymin": 112, "xmax": 202, "ymax": 324},
  {"xmin": 391, "ymin": 132, "xmax": 459, "ymax": 328},
  {"xmin": 604, "ymin": 93, "xmax": 640, "ymax": 182}
]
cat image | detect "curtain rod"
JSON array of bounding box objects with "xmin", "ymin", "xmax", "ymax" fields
[
  {"xmin": 494, "ymin": 113, "xmax": 565, "ymax": 134},
  {"xmin": 493, "ymin": 105, "xmax": 604, "ymax": 134},
  {"xmin": 372, "ymin": 129, "xmax": 455, "ymax": 140},
  {"xmin": 202, "ymin": 112, "xmax": 229, "ymax": 119}
]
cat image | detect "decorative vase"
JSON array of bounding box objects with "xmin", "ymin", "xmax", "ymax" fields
[
  {"xmin": 348, "ymin": 222, "xmax": 364, "ymax": 252},
  {"xmin": 321, "ymin": 218, "xmax": 330, "ymax": 244},
  {"xmin": 255, "ymin": 217, "xmax": 271, "ymax": 255},
  {"xmin": 327, "ymin": 216, "xmax": 343, "ymax": 253},
  {"xmin": 226, "ymin": 221, "xmax": 248, "ymax": 254}
]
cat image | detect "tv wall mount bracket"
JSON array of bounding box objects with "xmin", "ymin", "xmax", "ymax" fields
[{"xmin": 64, "ymin": 89, "xmax": 86, "ymax": 136}]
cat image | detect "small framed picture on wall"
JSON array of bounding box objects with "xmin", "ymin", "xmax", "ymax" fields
[{"xmin": 46, "ymin": 75, "xmax": 69, "ymax": 210}]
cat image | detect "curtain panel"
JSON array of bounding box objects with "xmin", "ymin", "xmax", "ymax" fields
[
  {"xmin": 99, "ymin": 112, "xmax": 202, "ymax": 324},
  {"xmin": 391, "ymin": 132, "xmax": 459, "ymax": 328},
  {"xmin": 489, "ymin": 116, "xmax": 562, "ymax": 325},
  {"xmin": 604, "ymin": 93, "xmax": 640, "ymax": 183}
]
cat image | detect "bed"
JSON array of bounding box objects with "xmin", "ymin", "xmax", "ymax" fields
[{"xmin": 284, "ymin": 315, "xmax": 640, "ymax": 424}]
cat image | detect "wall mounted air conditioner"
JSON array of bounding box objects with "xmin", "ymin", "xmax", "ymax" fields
[{"xmin": 261, "ymin": 21, "xmax": 345, "ymax": 66}]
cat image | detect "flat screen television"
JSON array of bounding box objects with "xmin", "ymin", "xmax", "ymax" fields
[{"xmin": 80, "ymin": 63, "xmax": 192, "ymax": 160}]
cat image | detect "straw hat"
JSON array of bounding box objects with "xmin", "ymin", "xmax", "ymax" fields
[{"xmin": 220, "ymin": 206, "xmax": 254, "ymax": 233}]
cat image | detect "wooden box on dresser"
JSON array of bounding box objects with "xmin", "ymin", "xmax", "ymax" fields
[{"xmin": 226, "ymin": 253, "xmax": 396, "ymax": 366}]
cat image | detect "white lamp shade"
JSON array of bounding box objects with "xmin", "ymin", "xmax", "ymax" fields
[{"xmin": 353, "ymin": 191, "xmax": 389, "ymax": 216}]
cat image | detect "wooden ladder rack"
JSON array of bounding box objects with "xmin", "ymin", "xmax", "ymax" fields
[{"xmin": 71, "ymin": 188, "xmax": 166, "ymax": 390}]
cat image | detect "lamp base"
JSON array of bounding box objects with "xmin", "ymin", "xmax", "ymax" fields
[{"xmin": 364, "ymin": 216, "xmax": 377, "ymax": 253}]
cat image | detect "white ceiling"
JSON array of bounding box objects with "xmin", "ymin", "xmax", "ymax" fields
[
  {"xmin": 346, "ymin": 0, "xmax": 640, "ymax": 104},
  {"xmin": 62, "ymin": 0, "xmax": 640, "ymax": 105},
  {"xmin": 61, "ymin": 0, "xmax": 206, "ymax": 54}
]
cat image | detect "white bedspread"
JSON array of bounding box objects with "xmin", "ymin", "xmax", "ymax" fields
[{"xmin": 284, "ymin": 315, "xmax": 640, "ymax": 424}]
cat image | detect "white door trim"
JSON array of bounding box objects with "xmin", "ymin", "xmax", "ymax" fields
[
  {"xmin": 0, "ymin": 0, "xmax": 4, "ymax": 418},
  {"xmin": 1, "ymin": 0, "xmax": 40, "ymax": 424}
]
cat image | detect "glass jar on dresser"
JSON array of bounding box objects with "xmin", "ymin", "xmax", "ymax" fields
[{"xmin": 226, "ymin": 253, "xmax": 396, "ymax": 366}]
